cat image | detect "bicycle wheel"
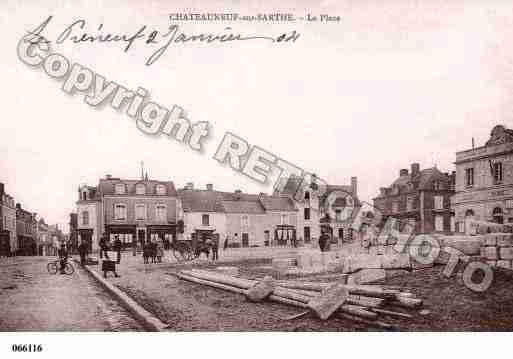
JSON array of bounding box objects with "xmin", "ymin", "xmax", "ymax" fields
[
  {"xmin": 64, "ymin": 262, "xmax": 75, "ymax": 275},
  {"xmin": 47, "ymin": 262, "xmax": 58, "ymax": 275}
]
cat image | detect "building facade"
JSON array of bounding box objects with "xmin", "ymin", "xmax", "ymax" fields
[
  {"xmin": 76, "ymin": 175, "xmax": 179, "ymax": 251},
  {"xmin": 274, "ymin": 176, "xmax": 360, "ymax": 246},
  {"xmin": 15, "ymin": 203, "xmax": 37, "ymax": 256},
  {"xmin": 373, "ymin": 163, "xmax": 455, "ymax": 234},
  {"xmin": 36, "ymin": 218, "xmax": 50, "ymax": 256},
  {"xmin": 0, "ymin": 183, "xmax": 17, "ymax": 256},
  {"xmin": 452, "ymin": 125, "xmax": 513, "ymax": 230},
  {"xmin": 179, "ymin": 183, "xmax": 298, "ymax": 247}
]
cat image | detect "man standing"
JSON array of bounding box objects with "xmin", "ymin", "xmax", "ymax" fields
[
  {"xmin": 78, "ymin": 240, "xmax": 88, "ymax": 266},
  {"xmin": 114, "ymin": 235, "xmax": 122, "ymax": 264},
  {"xmin": 99, "ymin": 233, "xmax": 109, "ymax": 259},
  {"xmin": 211, "ymin": 234, "xmax": 219, "ymax": 261}
]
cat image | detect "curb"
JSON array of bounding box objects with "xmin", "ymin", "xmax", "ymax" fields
[{"xmin": 75, "ymin": 259, "xmax": 169, "ymax": 332}]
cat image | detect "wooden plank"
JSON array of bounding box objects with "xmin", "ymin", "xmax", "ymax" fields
[{"xmin": 308, "ymin": 283, "xmax": 349, "ymax": 320}]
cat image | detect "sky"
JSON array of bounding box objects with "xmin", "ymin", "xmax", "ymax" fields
[{"xmin": 1, "ymin": 0, "xmax": 512, "ymax": 232}]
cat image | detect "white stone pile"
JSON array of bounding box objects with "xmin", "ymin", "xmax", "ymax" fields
[{"xmin": 480, "ymin": 233, "xmax": 513, "ymax": 270}]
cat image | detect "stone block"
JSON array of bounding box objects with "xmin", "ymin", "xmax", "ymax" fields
[
  {"xmin": 347, "ymin": 268, "xmax": 386, "ymax": 285},
  {"xmin": 486, "ymin": 260, "xmax": 497, "ymax": 268},
  {"xmin": 343, "ymin": 254, "xmax": 382, "ymax": 273},
  {"xmin": 482, "ymin": 234, "xmax": 497, "ymax": 247},
  {"xmin": 442, "ymin": 237, "xmax": 482, "ymax": 256},
  {"xmin": 296, "ymin": 253, "xmax": 313, "ymax": 269},
  {"xmin": 381, "ymin": 253, "xmax": 411, "ymax": 269},
  {"xmin": 497, "ymin": 260, "xmax": 512, "ymax": 270},
  {"xmin": 499, "ymin": 247, "xmax": 513, "ymax": 260},
  {"xmin": 481, "ymin": 246, "xmax": 498, "ymax": 260},
  {"xmin": 497, "ymin": 234, "xmax": 513, "ymax": 247}
]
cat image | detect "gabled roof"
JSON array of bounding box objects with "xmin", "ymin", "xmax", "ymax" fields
[
  {"xmin": 98, "ymin": 178, "xmax": 177, "ymax": 196},
  {"xmin": 178, "ymin": 189, "xmax": 296, "ymax": 214},
  {"xmin": 259, "ymin": 195, "xmax": 297, "ymax": 211},
  {"xmin": 179, "ymin": 189, "xmax": 224, "ymax": 212}
]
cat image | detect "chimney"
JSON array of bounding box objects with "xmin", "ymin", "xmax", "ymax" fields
[
  {"xmin": 206, "ymin": 184, "xmax": 213, "ymax": 191},
  {"xmin": 351, "ymin": 176, "xmax": 357, "ymax": 195},
  {"xmin": 411, "ymin": 163, "xmax": 420, "ymax": 176},
  {"xmin": 379, "ymin": 187, "xmax": 387, "ymax": 196},
  {"xmin": 105, "ymin": 174, "xmax": 112, "ymax": 180},
  {"xmin": 399, "ymin": 169, "xmax": 409, "ymax": 177},
  {"xmin": 0, "ymin": 182, "xmax": 4, "ymax": 197},
  {"xmin": 185, "ymin": 182, "xmax": 194, "ymax": 190}
]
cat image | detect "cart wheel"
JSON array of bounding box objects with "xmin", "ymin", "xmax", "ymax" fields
[
  {"xmin": 64, "ymin": 262, "xmax": 75, "ymax": 275},
  {"xmin": 47, "ymin": 261, "xmax": 58, "ymax": 275}
]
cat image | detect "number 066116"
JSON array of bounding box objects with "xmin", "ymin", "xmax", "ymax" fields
[{"xmin": 11, "ymin": 344, "xmax": 43, "ymax": 352}]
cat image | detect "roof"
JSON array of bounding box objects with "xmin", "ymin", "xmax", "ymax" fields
[
  {"xmin": 179, "ymin": 189, "xmax": 224, "ymax": 212},
  {"xmin": 259, "ymin": 196, "xmax": 297, "ymax": 211},
  {"xmin": 375, "ymin": 166, "xmax": 451, "ymax": 199},
  {"xmin": 98, "ymin": 178, "xmax": 177, "ymax": 196},
  {"xmin": 485, "ymin": 125, "xmax": 513, "ymax": 147},
  {"xmin": 178, "ymin": 189, "xmax": 296, "ymax": 213}
]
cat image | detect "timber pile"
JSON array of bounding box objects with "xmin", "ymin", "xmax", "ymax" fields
[{"xmin": 173, "ymin": 269, "xmax": 425, "ymax": 329}]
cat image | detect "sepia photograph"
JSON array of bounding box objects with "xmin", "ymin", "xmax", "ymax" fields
[{"xmin": 1, "ymin": 0, "xmax": 513, "ymax": 357}]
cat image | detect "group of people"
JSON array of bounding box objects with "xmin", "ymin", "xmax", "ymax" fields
[{"xmin": 142, "ymin": 240, "xmax": 165, "ymax": 264}]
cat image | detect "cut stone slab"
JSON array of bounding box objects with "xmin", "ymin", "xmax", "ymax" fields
[
  {"xmin": 308, "ymin": 283, "xmax": 349, "ymax": 320},
  {"xmin": 499, "ymin": 247, "xmax": 513, "ymax": 260},
  {"xmin": 497, "ymin": 235, "xmax": 513, "ymax": 247},
  {"xmin": 343, "ymin": 254, "xmax": 382, "ymax": 273},
  {"xmin": 347, "ymin": 268, "xmax": 386, "ymax": 285},
  {"xmin": 497, "ymin": 260, "xmax": 512, "ymax": 270},
  {"xmin": 381, "ymin": 254, "xmax": 411, "ymax": 269},
  {"xmin": 441, "ymin": 236, "xmax": 482, "ymax": 255},
  {"xmin": 215, "ymin": 266, "xmax": 239, "ymax": 277},
  {"xmin": 246, "ymin": 276, "xmax": 275, "ymax": 302},
  {"xmin": 482, "ymin": 246, "xmax": 499, "ymax": 260}
]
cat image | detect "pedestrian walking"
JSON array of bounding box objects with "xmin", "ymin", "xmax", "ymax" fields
[
  {"xmin": 114, "ymin": 235, "xmax": 122, "ymax": 264},
  {"xmin": 99, "ymin": 233, "xmax": 109, "ymax": 260},
  {"xmin": 78, "ymin": 240, "xmax": 88, "ymax": 265},
  {"xmin": 58, "ymin": 244, "xmax": 68, "ymax": 274},
  {"xmin": 156, "ymin": 241, "xmax": 164, "ymax": 263}
]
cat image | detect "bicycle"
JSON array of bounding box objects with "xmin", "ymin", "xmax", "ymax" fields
[{"xmin": 47, "ymin": 258, "xmax": 75, "ymax": 275}]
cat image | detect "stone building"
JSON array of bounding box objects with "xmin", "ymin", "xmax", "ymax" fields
[
  {"xmin": 0, "ymin": 183, "xmax": 17, "ymax": 256},
  {"xmin": 76, "ymin": 174, "xmax": 179, "ymax": 251},
  {"xmin": 15, "ymin": 203, "xmax": 37, "ymax": 256},
  {"xmin": 452, "ymin": 125, "xmax": 513, "ymax": 230},
  {"xmin": 36, "ymin": 218, "xmax": 50, "ymax": 256},
  {"xmin": 179, "ymin": 183, "xmax": 298, "ymax": 247},
  {"xmin": 373, "ymin": 163, "xmax": 455, "ymax": 234},
  {"xmin": 274, "ymin": 176, "xmax": 360, "ymax": 246}
]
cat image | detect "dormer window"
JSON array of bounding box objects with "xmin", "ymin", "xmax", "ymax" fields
[
  {"xmin": 115, "ymin": 183, "xmax": 126, "ymax": 195},
  {"xmin": 433, "ymin": 181, "xmax": 441, "ymax": 190},
  {"xmin": 136, "ymin": 183, "xmax": 146, "ymax": 195},
  {"xmin": 156, "ymin": 184, "xmax": 166, "ymax": 195}
]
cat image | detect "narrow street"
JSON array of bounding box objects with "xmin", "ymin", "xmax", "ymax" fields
[{"xmin": 0, "ymin": 257, "xmax": 142, "ymax": 331}]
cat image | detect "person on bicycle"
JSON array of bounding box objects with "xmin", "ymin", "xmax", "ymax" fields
[{"xmin": 58, "ymin": 244, "xmax": 68, "ymax": 274}]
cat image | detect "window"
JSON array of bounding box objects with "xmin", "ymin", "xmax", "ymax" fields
[
  {"xmin": 465, "ymin": 168, "xmax": 474, "ymax": 187},
  {"xmin": 435, "ymin": 215, "xmax": 444, "ymax": 231},
  {"xmin": 304, "ymin": 227, "xmax": 311, "ymax": 243},
  {"xmin": 493, "ymin": 162, "xmax": 503, "ymax": 184},
  {"xmin": 434, "ymin": 196, "xmax": 444, "ymax": 210},
  {"xmin": 304, "ymin": 191, "xmax": 310, "ymax": 200},
  {"xmin": 115, "ymin": 183, "xmax": 126, "ymax": 194},
  {"xmin": 392, "ymin": 202, "xmax": 399, "ymax": 213},
  {"xmin": 156, "ymin": 205, "xmax": 167, "ymax": 222},
  {"xmin": 406, "ymin": 198, "xmax": 414, "ymax": 212},
  {"xmin": 304, "ymin": 208, "xmax": 310, "ymax": 220},
  {"xmin": 433, "ymin": 181, "xmax": 442, "ymax": 190},
  {"xmin": 135, "ymin": 204, "xmax": 146, "ymax": 220},
  {"xmin": 493, "ymin": 207, "xmax": 504, "ymax": 224},
  {"xmin": 507, "ymin": 200, "xmax": 513, "ymax": 209},
  {"xmin": 335, "ymin": 209, "xmax": 342, "ymax": 221},
  {"xmin": 202, "ymin": 214, "xmax": 209, "ymax": 226},
  {"xmin": 241, "ymin": 215, "xmax": 249, "ymax": 227},
  {"xmin": 156, "ymin": 184, "xmax": 166, "ymax": 195},
  {"xmin": 450, "ymin": 216, "xmax": 455, "ymax": 232},
  {"xmin": 82, "ymin": 191, "xmax": 87, "ymax": 201},
  {"xmin": 135, "ymin": 183, "xmax": 146, "ymax": 195},
  {"xmin": 281, "ymin": 214, "xmax": 288, "ymax": 225},
  {"xmin": 82, "ymin": 211, "xmax": 89, "ymax": 226},
  {"xmin": 114, "ymin": 204, "xmax": 127, "ymax": 220}
]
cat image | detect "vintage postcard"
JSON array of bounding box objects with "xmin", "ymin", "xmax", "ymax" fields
[{"xmin": 1, "ymin": 0, "xmax": 512, "ymax": 356}]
